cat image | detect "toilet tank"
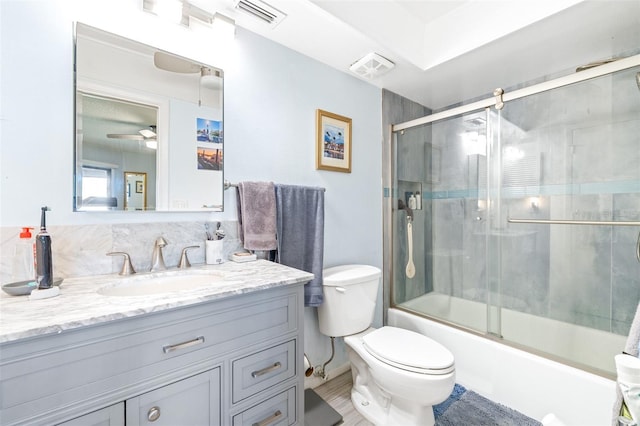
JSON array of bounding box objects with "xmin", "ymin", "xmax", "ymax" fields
[{"xmin": 317, "ymin": 265, "xmax": 381, "ymax": 337}]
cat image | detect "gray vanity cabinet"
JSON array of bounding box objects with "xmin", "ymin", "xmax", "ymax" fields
[
  {"xmin": 0, "ymin": 284, "xmax": 304, "ymax": 425},
  {"xmin": 125, "ymin": 368, "xmax": 221, "ymax": 425},
  {"xmin": 59, "ymin": 367, "xmax": 221, "ymax": 426}
]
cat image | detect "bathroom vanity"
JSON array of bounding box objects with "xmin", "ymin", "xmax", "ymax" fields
[{"xmin": 0, "ymin": 260, "xmax": 312, "ymax": 425}]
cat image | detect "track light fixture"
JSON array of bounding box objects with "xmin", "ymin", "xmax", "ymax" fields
[{"xmin": 143, "ymin": 0, "xmax": 235, "ymax": 38}]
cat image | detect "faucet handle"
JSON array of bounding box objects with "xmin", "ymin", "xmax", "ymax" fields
[
  {"xmin": 178, "ymin": 245, "xmax": 200, "ymax": 269},
  {"xmin": 107, "ymin": 252, "xmax": 136, "ymax": 275}
]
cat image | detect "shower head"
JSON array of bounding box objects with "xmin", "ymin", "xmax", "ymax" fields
[
  {"xmin": 398, "ymin": 199, "xmax": 414, "ymax": 221},
  {"xmin": 636, "ymin": 72, "xmax": 640, "ymax": 91}
]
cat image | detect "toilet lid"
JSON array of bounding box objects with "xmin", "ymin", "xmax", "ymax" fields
[{"xmin": 362, "ymin": 327, "xmax": 454, "ymax": 374}]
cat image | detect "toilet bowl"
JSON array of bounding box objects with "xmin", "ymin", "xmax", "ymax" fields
[
  {"xmin": 317, "ymin": 265, "xmax": 456, "ymax": 426},
  {"xmin": 345, "ymin": 327, "xmax": 455, "ymax": 426}
]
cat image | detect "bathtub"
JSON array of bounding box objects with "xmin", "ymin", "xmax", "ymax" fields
[{"xmin": 389, "ymin": 293, "xmax": 620, "ymax": 426}]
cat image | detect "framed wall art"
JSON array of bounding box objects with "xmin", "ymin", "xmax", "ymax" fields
[{"xmin": 316, "ymin": 109, "xmax": 352, "ymax": 173}]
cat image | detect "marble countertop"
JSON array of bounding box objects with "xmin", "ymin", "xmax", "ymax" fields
[{"xmin": 0, "ymin": 260, "xmax": 313, "ymax": 344}]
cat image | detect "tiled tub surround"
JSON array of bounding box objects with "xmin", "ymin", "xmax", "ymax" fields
[
  {"xmin": 0, "ymin": 259, "xmax": 312, "ymax": 343},
  {"xmin": 0, "ymin": 221, "xmax": 242, "ymax": 284}
]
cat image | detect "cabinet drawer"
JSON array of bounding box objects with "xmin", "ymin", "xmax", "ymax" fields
[
  {"xmin": 232, "ymin": 340, "xmax": 296, "ymax": 403},
  {"xmin": 232, "ymin": 387, "xmax": 296, "ymax": 426}
]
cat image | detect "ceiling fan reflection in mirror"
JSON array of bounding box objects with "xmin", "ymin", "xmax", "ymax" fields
[
  {"xmin": 154, "ymin": 51, "xmax": 223, "ymax": 105},
  {"xmin": 107, "ymin": 125, "xmax": 157, "ymax": 148},
  {"xmin": 107, "ymin": 125, "xmax": 156, "ymax": 141}
]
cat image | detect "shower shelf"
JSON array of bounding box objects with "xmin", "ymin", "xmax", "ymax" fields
[{"xmin": 508, "ymin": 218, "xmax": 640, "ymax": 226}]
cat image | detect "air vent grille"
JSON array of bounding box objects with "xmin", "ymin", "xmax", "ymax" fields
[
  {"xmin": 234, "ymin": 0, "xmax": 286, "ymax": 26},
  {"xmin": 349, "ymin": 52, "xmax": 395, "ymax": 79}
]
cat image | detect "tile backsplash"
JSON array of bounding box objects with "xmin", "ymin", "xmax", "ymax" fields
[{"xmin": 0, "ymin": 221, "xmax": 242, "ymax": 284}]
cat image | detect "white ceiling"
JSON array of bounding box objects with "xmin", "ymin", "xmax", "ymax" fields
[{"xmin": 199, "ymin": 0, "xmax": 640, "ymax": 109}]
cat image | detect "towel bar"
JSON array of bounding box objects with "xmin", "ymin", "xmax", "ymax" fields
[
  {"xmin": 508, "ymin": 218, "xmax": 640, "ymax": 226},
  {"xmin": 224, "ymin": 180, "xmax": 238, "ymax": 190},
  {"xmin": 226, "ymin": 180, "xmax": 326, "ymax": 192}
]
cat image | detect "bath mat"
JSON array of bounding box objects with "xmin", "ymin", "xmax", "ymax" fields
[
  {"xmin": 434, "ymin": 384, "xmax": 541, "ymax": 426},
  {"xmin": 304, "ymin": 388, "xmax": 343, "ymax": 426}
]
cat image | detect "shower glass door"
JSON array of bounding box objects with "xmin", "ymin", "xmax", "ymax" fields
[
  {"xmin": 493, "ymin": 66, "xmax": 640, "ymax": 373},
  {"xmin": 392, "ymin": 63, "xmax": 640, "ymax": 376},
  {"xmin": 393, "ymin": 110, "xmax": 491, "ymax": 334}
]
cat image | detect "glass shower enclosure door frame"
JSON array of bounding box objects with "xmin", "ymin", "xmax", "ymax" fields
[{"xmin": 389, "ymin": 54, "xmax": 640, "ymax": 377}]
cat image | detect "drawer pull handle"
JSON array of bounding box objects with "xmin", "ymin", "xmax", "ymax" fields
[
  {"xmin": 147, "ymin": 406, "xmax": 161, "ymax": 422},
  {"xmin": 253, "ymin": 410, "xmax": 282, "ymax": 426},
  {"xmin": 251, "ymin": 362, "xmax": 282, "ymax": 378},
  {"xmin": 162, "ymin": 336, "xmax": 205, "ymax": 354}
]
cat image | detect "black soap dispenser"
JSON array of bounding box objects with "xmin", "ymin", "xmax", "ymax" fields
[{"xmin": 35, "ymin": 206, "xmax": 53, "ymax": 290}]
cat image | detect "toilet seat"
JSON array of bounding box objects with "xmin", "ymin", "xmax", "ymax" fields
[{"xmin": 362, "ymin": 326, "xmax": 454, "ymax": 375}]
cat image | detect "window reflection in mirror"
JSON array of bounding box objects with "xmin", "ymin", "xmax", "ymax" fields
[
  {"xmin": 77, "ymin": 94, "xmax": 157, "ymax": 211},
  {"xmin": 74, "ymin": 22, "xmax": 224, "ymax": 212}
]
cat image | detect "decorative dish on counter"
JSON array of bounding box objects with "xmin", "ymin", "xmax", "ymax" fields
[{"xmin": 2, "ymin": 278, "xmax": 64, "ymax": 296}]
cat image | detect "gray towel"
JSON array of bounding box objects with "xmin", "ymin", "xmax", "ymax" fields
[
  {"xmin": 613, "ymin": 301, "xmax": 640, "ymax": 424},
  {"xmin": 237, "ymin": 182, "xmax": 277, "ymax": 251},
  {"xmin": 275, "ymin": 184, "xmax": 325, "ymax": 307}
]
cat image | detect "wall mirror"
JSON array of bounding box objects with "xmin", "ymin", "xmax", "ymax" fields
[{"xmin": 74, "ymin": 22, "xmax": 224, "ymax": 212}]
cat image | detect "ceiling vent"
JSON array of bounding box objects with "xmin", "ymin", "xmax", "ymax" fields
[
  {"xmin": 234, "ymin": 0, "xmax": 286, "ymax": 27},
  {"xmin": 349, "ymin": 53, "xmax": 395, "ymax": 79}
]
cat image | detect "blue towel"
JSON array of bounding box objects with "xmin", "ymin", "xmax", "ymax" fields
[{"xmin": 275, "ymin": 184, "xmax": 325, "ymax": 307}]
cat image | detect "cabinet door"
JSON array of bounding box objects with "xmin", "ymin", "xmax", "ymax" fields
[
  {"xmin": 57, "ymin": 403, "xmax": 124, "ymax": 426},
  {"xmin": 126, "ymin": 368, "xmax": 220, "ymax": 426}
]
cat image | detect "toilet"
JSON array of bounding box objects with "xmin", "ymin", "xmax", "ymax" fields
[{"xmin": 317, "ymin": 265, "xmax": 455, "ymax": 426}]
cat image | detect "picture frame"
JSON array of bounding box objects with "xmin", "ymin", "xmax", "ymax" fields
[
  {"xmin": 316, "ymin": 109, "xmax": 352, "ymax": 173},
  {"xmin": 135, "ymin": 180, "xmax": 143, "ymax": 193}
]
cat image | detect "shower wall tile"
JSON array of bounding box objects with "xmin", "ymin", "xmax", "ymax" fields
[
  {"xmin": 431, "ymin": 118, "xmax": 469, "ymax": 192},
  {"xmin": 383, "ymin": 89, "xmax": 431, "ymax": 310},
  {"xmin": 397, "ymin": 132, "xmax": 427, "ymax": 183},
  {"xmin": 495, "ymin": 197, "xmax": 550, "ymax": 315},
  {"xmin": 611, "ymin": 193, "xmax": 640, "ymax": 335},
  {"xmin": 549, "ymin": 194, "xmax": 616, "ymax": 331},
  {"xmin": 572, "ymin": 120, "xmax": 639, "ymax": 183},
  {"xmin": 431, "ymin": 199, "xmax": 468, "ymax": 297}
]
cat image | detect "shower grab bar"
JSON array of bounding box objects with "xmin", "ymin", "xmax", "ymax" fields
[{"xmin": 508, "ymin": 218, "xmax": 640, "ymax": 226}]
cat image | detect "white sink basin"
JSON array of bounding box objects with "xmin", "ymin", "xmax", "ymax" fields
[{"xmin": 98, "ymin": 272, "xmax": 224, "ymax": 297}]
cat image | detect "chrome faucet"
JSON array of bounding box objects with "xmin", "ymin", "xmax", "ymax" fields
[{"xmin": 150, "ymin": 237, "xmax": 168, "ymax": 272}]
